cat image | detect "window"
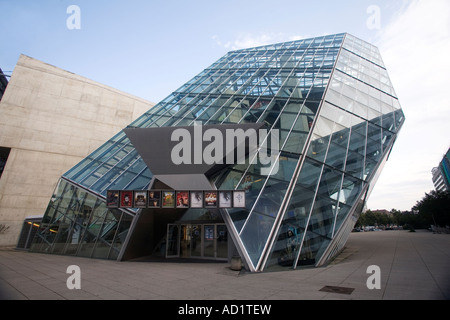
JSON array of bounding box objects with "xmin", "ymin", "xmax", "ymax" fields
[{"xmin": 0, "ymin": 147, "xmax": 11, "ymax": 179}]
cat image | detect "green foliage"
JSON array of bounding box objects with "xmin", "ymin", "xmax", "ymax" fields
[
  {"xmin": 357, "ymin": 190, "xmax": 450, "ymax": 230},
  {"xmin": 413, "ymin": 190, "xmax": 450, "ymax": 228},
  {"xmin": 355, "ymin": 210, "xmax": 392, "ymax": 227}
]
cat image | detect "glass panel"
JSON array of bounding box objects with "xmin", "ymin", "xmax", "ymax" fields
[
  {"xmin": 240, "ymin": 178, "xmax": 289, "ymax": 267},
  {"xmin": 240, "ymin": 211, "xmax": 276, "ymax": 268},
  {"xmin": 282, "ymin": 112, "xmax": 312, "ymax": 154},
  {"xmin": 227, "ymin": 207, "xmax": 250, "ymax": 233},
  {"xmin": 92, "ymin": 210, "xmax": 120, "ymax": 259},
  {"xmin": 111, "ymin": 212, "xmax": 132, "ymax": 258},
  {"xmin": 236, "ymin": 172, "xmax": 266, "ymax": 207},
  {"xmin": 190, "ymin": 225, "xmax": 202, "ymax": 257},
  {"xmin": 364, "ymin": 158, "xmax": 378, "ymax": 180},
  {"xmin": 338, "ymin": 174, "xmax": 363, "ymax": 206},
  {"xmin": 217, "ymin": 224, "xmax": 228, "ymax": 259},
  {"xmin": 366, "ymin": 133, "xmax": 382, "ymax": 164},
  {"xmin": 66, "ymin": 194, "xmax": 99, "ymax": 255},
  {"xmin": 333, "ymin": 203, "xmax": 352, "ymax": 236},
  {"xmin": 309, "ymin": 195, "xmax": 336, "ymax": 239},
  {"xmin": 348, "ymin": 129, "xmax": 366, "ymax": 157},
  {"xmin": 264, "ymin": 181, "xmax": 316, "ymax": 270},
  {"xmin": 269, "ymin": 153, "xmax": 299, "ymax": 182},
  {"xmin": 51, "ymin": 186, "xmax": 82, "ymax": 254},
  {"xmin": 166, "ymin": 224, "xmax": 179, "ymax": 257},
  {"xmin": 345, "ymin": 150, "xmax": 365, "ymax": 180},
  {"xmin": 316, "ymin": 166, "xmax": 343, "ymax": 202},
  {"xmin": 204, "ymin": 225, "xmax": 215, "ymax": 258},
  {"xmin": 296, "ymin": 228, "xmax": 330, "ymax": 267},
  {"xmin": 180, "ymin": 225, "xmax": 190, "ymax": 258},
  {"xmin": 307, "ymin": 134, "xmax": 330, "ymax": 163},
  {"xmin": 382, "ymin": 128, "xmax": 395, "ymax": 152},
  {"xmin": 325, "ymin": 128, "xmax": 350, "ymax": 171},
  {"xmin": 298, "ymin": 157, "xmax": 323, "ymax": 190},
  {"xmin": 77, "ymin": 202, "xmax": 108, "ymax": 258},
  {"xmin": 251, "ymin": 179, "xmax": 289, "ymax": 218},
  {"xmin": 30, "ymin": 180, "xmax": 70, "ymax": 253}
]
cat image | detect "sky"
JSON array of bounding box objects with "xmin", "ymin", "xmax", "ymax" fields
[{"xmin": 0, "ymin": 0, "xmax": 449, "ymax": 211}]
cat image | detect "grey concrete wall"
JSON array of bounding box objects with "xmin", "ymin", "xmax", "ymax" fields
[{"xmin": 0, "ymin": 54, "xmax": 154, "ymax": 246}]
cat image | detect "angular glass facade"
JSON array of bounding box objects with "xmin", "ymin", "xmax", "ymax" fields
[{"xmin": 30, "ymin": 33, "xmax": 404, "ymax": 272}]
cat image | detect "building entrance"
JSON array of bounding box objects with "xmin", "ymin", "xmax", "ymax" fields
[{"xmin": 166, "ymin": 223, "xmax": 227, "ymax": 260}]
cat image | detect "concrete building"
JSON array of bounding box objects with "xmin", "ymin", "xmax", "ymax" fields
[{"xmin": 0, "ymin": 55, "xmax": 154, "ymax": 246}]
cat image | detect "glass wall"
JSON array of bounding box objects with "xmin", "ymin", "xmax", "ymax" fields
[
  {"xmin": 30, "ymin": 179, "xmax": 133, "ymax": 260},
  {"xmin": 263, "ymin": 33, "xmax": 405, "ymax": 271},
  {"xmin": 31, "ymin": 33, "xmax": 404, "ymax": 270}
]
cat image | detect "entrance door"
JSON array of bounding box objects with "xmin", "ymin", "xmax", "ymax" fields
[
  {"xmin": 203, "ymin": 224, "xmax": 227, "ymax": 260},
  {"xmin": 166, "ymin": 224, "xmax": 180, "ymax": 257},
  {"xmin": 204, "ymin": 225, "xmax": 215, "ymax": 258},
  {"xmin": 190, "ymin": 225, "xmax": 202, "ymax": 257},
  {"xmin": 216, "ymin": 224, "xmax": 228, "ymax": 259},
  {"xmin": 179, "ymin": 224, "xmax": 202, "ymax": 258},
  {"xmin": 166, "ymin": 223, "xmax": 227, "ymax": 260}
]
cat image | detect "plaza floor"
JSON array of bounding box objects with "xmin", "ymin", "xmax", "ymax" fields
[{"xmin": 0, "ymin": 229, "xmax": 449, "ymax": 300}]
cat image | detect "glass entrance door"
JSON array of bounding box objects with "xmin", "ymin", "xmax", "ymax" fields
[
  {"xmin": 190, "ymin": 225, "xmax": 202, "ymax": 257},
  {"xmin": 203, "ymin": 224, "xmax": 227, "ymax": 260},
  {"xmin": 204, "ymin": 225, "xmax": 215, "ymax": 258},
  {"xmin": 166, "ymin": 223, "xmax": 227, "ymax": 260},
  {"xmin": 216, "ymin": 224, "xmax": 228, "ymax": 259},
  {"xmin": 166, "ymin": 224, "xmax": 179, "ymax": 257}
]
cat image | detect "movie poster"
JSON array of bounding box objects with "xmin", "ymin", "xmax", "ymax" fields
[
  {"xmin": 162, "ymin": 191, "xmax": 175, "ymax": 208},
  {"xmin": 148, "ymin": 190, "xmax": 161, "ymax": 208},
  {"xmin": 134, "ymin": 191, "xmax": 147, "ymax": 208},
  {"xmin": 219, "ymin": 191, "xmax": 232, "ymax": 208},
  {"xmin": 190, "ymin": 191, "xmax": 203, "ymax": 208},
  {"xmin": 106, "ymin": 190, "xmax": 119, "ymax": 208},
  {"xmin": 233, "ymin": 191, "xmax": 246, "ymax": 208},
  {"xmin": 120, "ymin": 191, "xmax": 133, "ymax": 208},
  {"xmin": 176, "ymin": 191, "xmax": 189, "ymax": 208},
  {"xmin": 204, "ymin": 191, "xmax": 218, "ymax": 208}
]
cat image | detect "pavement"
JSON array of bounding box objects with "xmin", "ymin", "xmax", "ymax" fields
[{"xmin": 0, "ymin": 229, "xmax": 449, "ymax": 300}]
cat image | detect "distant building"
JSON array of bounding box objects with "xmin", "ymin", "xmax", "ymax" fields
[
  {"xmin": 432, "ymin": 148, "xmax": 450, "ymax": 192},
  {"xmin": 371, "ymin": 209, "xmax": 391, "ymax": 216}
]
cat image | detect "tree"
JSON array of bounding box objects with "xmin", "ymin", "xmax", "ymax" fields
[
  {"xmin": 355, "ymin": 210, "xmax": 394, "ymax": 228},
  {"xmin": 413, "ymin": 190, "xmax": 450, "ymax": 228}
]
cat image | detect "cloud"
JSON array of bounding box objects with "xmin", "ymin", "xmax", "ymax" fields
[
  {"xmin": 367, "ymin": 0, "xmax": 450, "ymax": 210},
  {"xmin": 212, "ymin": 32, "xmax": 306, "ymax": 50}
]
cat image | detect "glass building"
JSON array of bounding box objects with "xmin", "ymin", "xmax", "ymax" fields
[
  {"xmin": 30, "ymin": 33, "xmax": 405, "ymax": 272},
  {"xmin": 432, "ymin": 148, "xmax": 450, "ymax": 192}
]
